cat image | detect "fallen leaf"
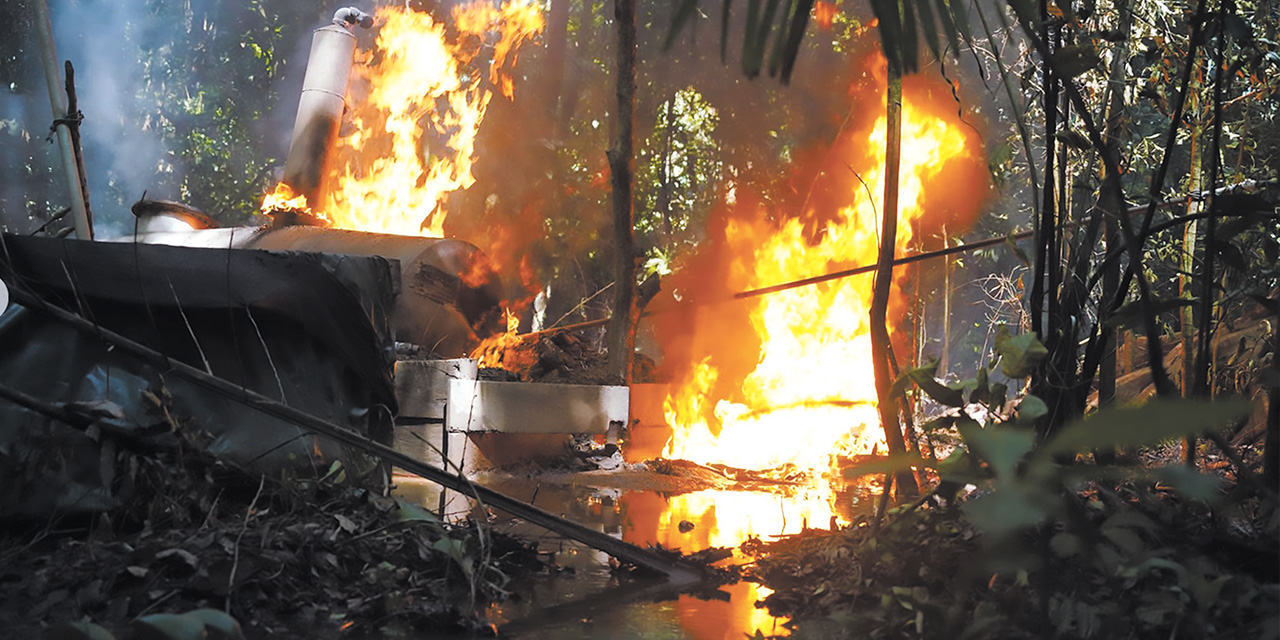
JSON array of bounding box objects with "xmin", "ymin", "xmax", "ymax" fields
[{"xmin": 334, "ymin": 514, "xmax": 358, "ymax": 534}]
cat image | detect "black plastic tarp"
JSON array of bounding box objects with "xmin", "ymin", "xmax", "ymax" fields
[{"xmin": 0, "ymin": 234, "xmax": 399, "ymax": 517}]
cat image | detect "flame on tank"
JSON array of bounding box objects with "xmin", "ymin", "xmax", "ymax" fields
[{"xmin": 262, "ymin": 1, "xmax": 543, "ymax": 236}]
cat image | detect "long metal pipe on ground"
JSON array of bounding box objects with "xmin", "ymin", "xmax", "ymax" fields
[
  {"xmin": 3, "ymin": 282, "xmax": 700, "ymax": 582},
  {"xmin": 31, "ymin": 0, "xmax": 91, "ymax": 240}
]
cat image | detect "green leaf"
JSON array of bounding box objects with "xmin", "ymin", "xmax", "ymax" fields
[
  {"xmin": 1040, "ymin": 398, "xmax": 1251, "ymax": 458},
  {"xmin": 319, "ymin": 460, "xmax": 346, "ymax": 484},
  {"xmin": 1152, "ymin": 464, "xmax": 1222, "ymax": 503},
  {"xmin": 917, "ymin": 0, "xmax": 943, "ymax": 61},
  {"xmin": 134, "ymin": 614, "xmax": 206, "ymax": 640},
  {"xmin": 993, "ymin": 325, "xmax": 1048, "ymax": 378},
  {"xmin": 1016, "ymin": 394, "xmax": 1048, "ymax": 426},
  {"xmin": 919, "ymin": 415, "xmax": 958, "ymax": 433},
  {"xmin": 898, "ymin": 360, "xmax": 966, "ymax": 407},
  {"xmin": 394, "ymin": 497, "xmax": 443, "ymax": 533},
  {"xmin": 958, "ymin": 422, "xmax": 1034, "ymax": 479},
  {"xmin": 1101, "ymin": 526, "xmax": 1145, "ymax": 555},
  {"xmin": 870, "ymin": 0, "xmax": 904, "ymax": 71},
  {"xmin": 1104, "ymin": 297, "xmax": 1196, "ymax": 330},
  {"xmin": 936, "ymin": 446, "xmax": 974, "ymax": 479},
  {"xmin": 433, "ymin": 537, "xmax": 474, "ymax": 579},
  {"xmin": 935, "ymin": 0, "xmax": 963, "ymax": 56},
  {"xmin": 990, "ymin": 383, "xmax": 1008, "ymax": 411},
  {"xmin": 769, "ymin": 0, "xmax": 815, "ymax": 82},
  {"xmin": 43, "ymin": 622, "xmax": 116, "ymax": 640},
  {"xmin": 1187, "ymin": 573, "xmax": 1232, "ymax": 611},
  {"xmin": 842, "ymin": 452, "xmax": 935, "ymax": 479},
  {"xmin": 1050, "ymin": 532, "xmax": 1080, "ymax": 558},
  {"xmin": 1050, "ymin": 44, "xmax": 1102, "ymax": 77},
  {"xmin": 962, "ymin": 486, "xmax": 1049, "ymax": 536},
  {"xmin": 898, "ymin": 0, "xmax": 920, "ymax": 73},
  {"xmin": 969, "ymin": 367, "xmax": 990, "ymax": 404},
  {"xmin": 1100, "ymin": 509, "xmax": 1159, "ymax": 533}
]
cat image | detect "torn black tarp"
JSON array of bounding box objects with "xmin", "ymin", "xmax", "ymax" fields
[{"xmin": 0, "ymin": 233, "xmax": 399, "ymax": 517}]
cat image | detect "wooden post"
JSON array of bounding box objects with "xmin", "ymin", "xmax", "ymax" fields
[{"xmin": 63, "ymin": 61, "xmax": 94, "ymax": 237}]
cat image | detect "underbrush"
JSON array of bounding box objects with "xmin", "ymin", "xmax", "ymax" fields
[
  {"xmin": 0, "ymin": 441, "xmax": 544, "ymax": 638},
  {"xmin": 747, "ymin": 479, "xmax": 1278, "ymax": 639}
]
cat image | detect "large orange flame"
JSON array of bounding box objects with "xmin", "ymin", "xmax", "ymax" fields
[
  {"xmin": 662, "ymin": 63, "xmax": 986, "ymax": 478},
  {"xmin": 263, "ymin": 2, "xmax": 543, "ymax": 236}
]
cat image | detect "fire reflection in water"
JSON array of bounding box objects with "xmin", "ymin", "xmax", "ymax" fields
[{"xmin": 621, "ymin": 488, "xmax": 851, "ymax": 639}]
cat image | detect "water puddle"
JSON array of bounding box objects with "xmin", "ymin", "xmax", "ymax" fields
[{"xmin": 394, "ymin": 471, "xmax": 876, "ymax": 639}]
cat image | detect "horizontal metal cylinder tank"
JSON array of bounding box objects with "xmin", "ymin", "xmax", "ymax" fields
[{"xmin": 120, "ymin": 216, "xmax": 504, "ymax": 358}]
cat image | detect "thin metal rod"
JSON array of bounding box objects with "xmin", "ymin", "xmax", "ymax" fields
[
  {"xmin": 5, "ymin": 283, "xmax": 700, "ymax": 582},
  {"xmin": 513, "ymin": 182, "xmax": 1273, "ymax": 340}
]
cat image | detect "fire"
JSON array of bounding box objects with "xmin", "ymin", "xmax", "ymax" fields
[
  {"xmin": 662, "ymin": 67, "xmax": 985, "ymax": 477},
  {"xmin": 263, "ymin": 2, "xmax": 543, "ymax": 236},
  {"xmin": 469, "ymin": 306, "xmax": 531, "ymax": 370},
  {"xmin": 259, "ymin": 182, "xmax": 329, "ymax": 224}
]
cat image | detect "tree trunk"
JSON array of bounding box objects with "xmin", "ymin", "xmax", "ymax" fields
[
  {"xmin": 1096, "ymin": 0, "xmax": 1132, "ymax": 464},
  {"xmin": 938, "ymin": 227, "xmax": 951, "ymax": 378},
  {"xmin": 1181, "ymin": 124, "xmax": 1202, "ymax": 463},
  {"xmin": 541, "ymin": 0, "xmax": 571, "ymax": 135},
  {"xmin": 606, "ymin": 0, "xmax": 638, "ymax": 385},
  {"xmin": 1266, "ymin": 312, "xmax": 1279, "ymax": 488},
  {"xmin": 657, "ymin": 94, "xmax": 676, "ymax": 234},
  {"xmin": 1030, "ymin": 0, "xmax": 1064, "ymax": 441},
  {"xmin": 1029, "ymin": 0, "xmax": 1059, "ymax": 342},
  {"xmin": 870, "ymin": 61, "xmax": 918, "ymax": 499},
  {"xmin": 557, "ymin": 0, "xmax": 595, "ymax": 137},
  {"xmin": 1193, "ymin": 7, "xmax": 1229, "ymax": 400}
]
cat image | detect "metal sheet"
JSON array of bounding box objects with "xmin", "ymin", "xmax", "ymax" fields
[
  {"xmin": 446, "ymin": 379, "xmax": 628, "ymax": 434},
  {"xmin": 394, "ymin": 358, "xmax": 477, "ymax": 419}
]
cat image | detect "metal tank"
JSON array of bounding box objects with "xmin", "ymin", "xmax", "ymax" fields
[{"xmin": 123, "ymin": 203, "xmax": 504, "ymax": 358}]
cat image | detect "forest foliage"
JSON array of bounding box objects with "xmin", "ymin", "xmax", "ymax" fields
[{"xmin": 1, "ymin": 0, "xmax": 1278, "ymax": 635}]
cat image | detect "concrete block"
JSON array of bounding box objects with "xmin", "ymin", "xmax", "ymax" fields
[
  {"xmin": 447, "ymin": 379, "xmax": 628, "ymax": 434},
  {"xmin": 394, "ymin": 358, "xmax": 477, "ymax": 419}
]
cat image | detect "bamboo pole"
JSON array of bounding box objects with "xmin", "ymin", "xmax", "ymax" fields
[{"xmin": 31, "ymin": 0, "xmax": 92, "ymax": 241}]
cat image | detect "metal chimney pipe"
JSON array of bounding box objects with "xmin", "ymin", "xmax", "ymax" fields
[{"xmin": 280, "ymin": 8, "xmax": 373, "ymax": 210}]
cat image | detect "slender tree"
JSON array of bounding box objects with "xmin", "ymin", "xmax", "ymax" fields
[
  {"xmin": 870, "ymin": 54, "xmax": 918, "ymax": 498},
  {"xmin": 607, "ymin": 0, "xmax": 639, "ymax": 385}
]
